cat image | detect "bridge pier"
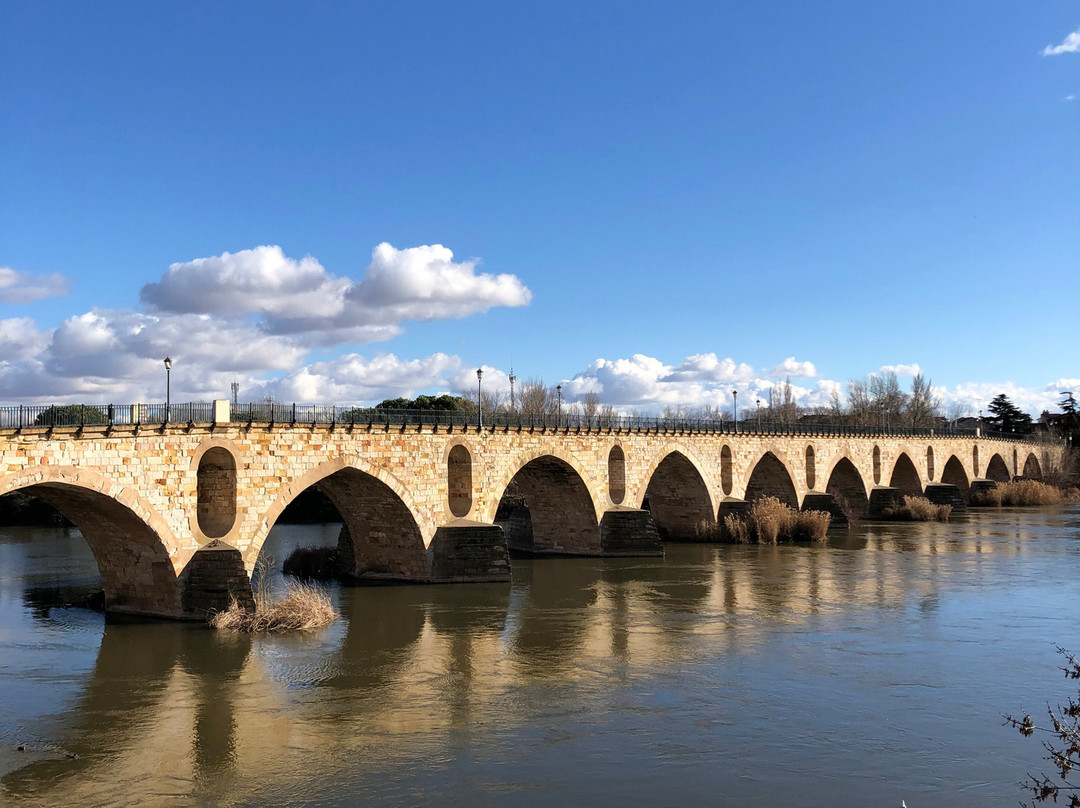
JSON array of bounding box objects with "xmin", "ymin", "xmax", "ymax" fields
[
  {"xmin": 428, "ymin": 521, "xmax": 511, "ymax": 582},
  {"xmin": 179, "ymin": 541, "xmax": 255, "ymax": 619},
  {"xmin": 867, "ymin": 486, "xmax": 903, "ymax": 519},
  {"xmin": 968, "ymin": 479, "xmax": 998, "ymax": 504},
  {"xmin": 923, "ymin": 483, "xmax": 966, "ymax": 512},
  {"xmin": 801, "ymin": 492, "xmax": 848, "ymax": 528},
  {"xmin": 599, "ymin": 508, "xmax": 663, "ymax": 556}
]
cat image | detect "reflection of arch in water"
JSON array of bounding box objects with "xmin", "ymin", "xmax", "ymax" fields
[
  {"xmin": 0, "ymin": 467, "xmax": 183, "ymax": 617},
  {"xmin": 642, "ymin": 451, "xmax": 714, "ymax": 540},
  {"xmin": 744, "ymin": 452, "xmax": 799, "ymax": 508},
  {"xmin": 941, "ymin": 455, "xmax": 970, "ymax": 494},
  {"xmin": 889, "ymin": 453, "xmax": 923, "ymax": 497},
  {"xmin": 824, "ymin": 457, "xmax": 869, "ymax": 519},
  {"xmin": 1023, "ymin": 453, "xmax": 1042, "ymax": 480},
  {"xmin": 985, "ymin": 453, "xmax": 1010, "ymax": 483}
]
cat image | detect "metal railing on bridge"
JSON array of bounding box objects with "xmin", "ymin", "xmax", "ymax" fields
[{"xmin": 0, "ymin": 401, "xmax": 1057, "ymax": 443}]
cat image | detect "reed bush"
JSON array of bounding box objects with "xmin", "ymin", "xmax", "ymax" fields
[
  {"xmin": 705, "ymin": 497, "xmax": 830, "ymax": 544},
  {"xmin": 282, "ymin": 545, "xmax": 338, "ymax": 580},
  {"xmin": 970, "ymin": 480, "xmax": 1080, "ymax": 507},
  {"xmin": 882, "ymin": 495, "xmax": 952, "ymax": 522},
  {"xmin": 210, "ymin": 581, "xmax": 338, "ymax": 633}
]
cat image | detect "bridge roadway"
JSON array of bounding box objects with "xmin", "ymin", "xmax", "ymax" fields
[{"xmin": 0, "ymin": 402, "xmax": 1060, "ymax": 619}]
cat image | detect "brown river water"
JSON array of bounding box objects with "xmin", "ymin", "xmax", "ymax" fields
[{"xmin": 2, "ymin": 507, "xmax": 1079, "ymax": 807}]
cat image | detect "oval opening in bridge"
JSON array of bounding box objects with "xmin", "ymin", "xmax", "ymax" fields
[
  {"xmin": 197, "ymin": 447, "xmax": 237, "ymax": 539},
  {"xmin": 448, "ymin": 444, "xmax": 473, "ymax": 518},
  {"xmin": 608, "ymin": 445, "xmax": 626, "ymax": 504},
  {"xmin": 805, "ymin": 445, "xmax": 816, "ymax": 490},
  {"xmin": 872, "ymin": 446, "xmax": 881, "ymax": 485},
  {"xmin": 926, "ymin": 446, "xmax": 935, "ymax": 481},
  {"xmin": 721, "ymin": 445, "xmax": 733, "ymax": 495}
]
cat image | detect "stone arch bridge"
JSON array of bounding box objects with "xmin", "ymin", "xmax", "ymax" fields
[{"xmin": 0, "ymin": 404, "xmax": 1059, "ymax": 619}]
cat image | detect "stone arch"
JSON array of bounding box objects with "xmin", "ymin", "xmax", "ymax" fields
[
  {"xmin": 941, "ymin": 455, "xmax": 970, "ymax": 495},
  {"xmin": 824, "ymin": 456, "xmax": 869, "ymax": 520},
  {"xmin": 608, "ymin": 444, "xmax": 626, "ymax": 505},
  {"xmin": 926, "ymin": 446, "xmax": 935, "ymax": 482},
  {"xmin": 744, "ymin": 451, "xmax": 799, "ymax": 508},
  {"xmin": 643, "ymin": 451, "xmax": 714, "ymax": 541},
  {"xmin": 1023, "ymin": 453, "xmax": 1042, "ymax": 480},
  {"xmin": 196, "ymin": 447, "xmax": 237, "ymax": 540},
  {"xmin": 986, "ymin": 453, "xmax": 1011, "ymax": 483},
  {"xmin": 805, "ymin": 444, "xmax": 816, "ymax": 490},
  {"xmin": 889, "ymin": 453, "xmax": 923, "ymax": 497},
  {"xmin": 721, "ymin": 444, "xmax": 733, "ymax": 496},
  {"xmin": 447, "ymin": 443, "xmax": 473, "ymax": 518},
  {"xmin": 497, "ymin": 454, "xmax": 600, "ymax": 554},
  {"xmin": 0, "ymin": 467, "xmax": 183, "ymax": 617},
  {"xmin": 872, "ymin": 445, "xmax": 882, "ymax": 484},
  {"xmin": 254, "ymin": 457, "xmax": 428, "ymax": 579}
]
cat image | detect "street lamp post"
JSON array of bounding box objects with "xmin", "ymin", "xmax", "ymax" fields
[
  {"xmin": 164, "ymin": 356, "xmax": 172, "ymax": 423},
  {"xmin": 476, "ymin": 368, "xmax": 483, "ymax": 429},
  {"xmin": 556, "ymin": 384, "xmax": 563, "ymax": 428},
  {"xmin": 756, "ymin": 398, "xmax": 761, "ymax": 430},
  {"xmin": 732, "ymin": 390, "xmax": 738, "ymax": 434},
  {"xmin": 509, "ymin": 368, "xmax": 516, "ymax": 412}
]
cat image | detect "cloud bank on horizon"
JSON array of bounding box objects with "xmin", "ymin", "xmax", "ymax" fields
[{"xmin": 0, "ymin": 244, "xmax": 1073, "ymax": 418}]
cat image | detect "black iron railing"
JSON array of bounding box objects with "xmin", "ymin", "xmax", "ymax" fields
[{"xmin": 0, "ymin": 401, "xmax": 1059, "ymax": 444}]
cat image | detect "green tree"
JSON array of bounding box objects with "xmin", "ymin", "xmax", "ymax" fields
[
  {"xmin": 986, "ymin": 394, "xmax": 1033, "ymax": 433},
  {"xmin": 33, "ymin": 404, "xmax": 109, "ymax": 427}
]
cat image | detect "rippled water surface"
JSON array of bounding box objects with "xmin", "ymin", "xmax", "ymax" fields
[{"xmin": 2, "ymin": 508, "xmax": 1080, "ymax": 807}]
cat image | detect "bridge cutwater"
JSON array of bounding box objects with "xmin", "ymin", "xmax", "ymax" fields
[{"xmin": 0, "ymin": 401, "xmax": 1061, "ymax": 620}]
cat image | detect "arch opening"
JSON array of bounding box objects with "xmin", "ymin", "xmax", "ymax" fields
[
  {"xmin": 197, "ymin": 447, "xmax": 237, "ymax": 539},
  {"xmin": 1, "ymin": 482, "xmax": 181, "ymax": 617},
  {"xmin": 1023, "ymin": 453, "xmax": 1042, "ymax": 480},
  {"xmin": 889, "ymin": 453, "xmax": 923, "ymax": 497},
  {"xmin": 805, "ymin": 445, "xmax": 816, "ymax": 490},
  {"xmin": 495, "ymin": 456, "xmax": 599, "ymax": 555},
  {"xmin": 825, "ymin": 458, "xmax": 869, "ymax": 520},
  {"xmin": 985, "ymin": 454, "xmax": 1011, "ymax": 483},
  {"xmin": 643, "ymin": 452, "xmax": 713, "ymax": 541},
  {"xmin": 280, "ymin": 468, "xmax": 429, "ymax": 582},
  {"xmin": 608, "ymin": 445, "xmax": 626, "ymax": 505},
  {"xmin": 941, "ymin": 455, "xmax": 970, "ymax": 494},
  {"xmin": 447, "ymin": 444, "xmax": 473, "ymax": 518},
  {"xmin": 744, "ymin": 452, "xmax": 798, "ymax": 508}
]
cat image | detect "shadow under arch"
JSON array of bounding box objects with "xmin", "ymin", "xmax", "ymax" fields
[
  {"xmin": 256, "ymin": 459, "xmax": 429, "ymax": 582},
  {"xmin": 1023, "ymin": 452, "xmax": 1042, "ymax": 480},
  {"xmin": 888, "ymin": 453, "xmax": 923, "ymax": 497},
  {"xmin": 985, "ymin": 453, "xmax": 1011, "ymax": 483},
  {"xmin": 642, "ymin": 450, "xmax": 714, "ymax": 541},
  {"xmin": 495, "ymin": 454, "xmax": 600, "ymax": 555},
  {"xmin": 0, "ymin": 468, "xmax": 183, "ymax": 617},
  {"xmin": 744, "ymin": 451, "xmax": 799, "ymax": 508},
  {"xmin": 824, "ymin": 456, "xmax": 869, "ymax": 520},
  {"xmin": 941, "ymin": 455, "xmax": 970, "ymax": 495}
]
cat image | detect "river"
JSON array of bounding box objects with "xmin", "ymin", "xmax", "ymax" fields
[{"xmin": 1, "ymin": 508, "xmax": 1078, "ymax": 807}]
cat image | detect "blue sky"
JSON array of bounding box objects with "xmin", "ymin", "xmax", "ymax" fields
[{"xmin": 1, "ymin": 2, "xmax": 1077, "ymax": 415}]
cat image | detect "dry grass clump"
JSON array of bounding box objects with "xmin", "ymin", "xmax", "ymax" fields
[
  {"xmin": 970, "ymin": 480, "xmax": 1080, "ymax": 507},
  {"xmin": 698, "ymin": 497, "xmax": 830, "ymax": 544},
  {"xmin": 882, "ymin": 495, "xmax": 952, "ymax": 522},
  {"xmin": 210, "ymin": 581, "xmax": 338, "ymax": 633}
]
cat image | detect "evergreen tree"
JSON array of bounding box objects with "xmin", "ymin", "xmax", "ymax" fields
[{"xmin": 985, "ymin": 394, "xmax": 1033, "ymax": 433}]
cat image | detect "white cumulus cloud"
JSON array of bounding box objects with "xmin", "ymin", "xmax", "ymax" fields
[
  {"xmin": 1044, "ymin": 28, "xmax": 1080, "ymax": 55},
  {"xmin": 879, "ymin": 363, "xmax": 922, "ymax": 377},
  {"xmin": 768, "ymin": 357, "xmax": 817, "ymax": 378},
  {"xmin": 0, "ymin": 267, "xmax": 69, "ymax": 304}
]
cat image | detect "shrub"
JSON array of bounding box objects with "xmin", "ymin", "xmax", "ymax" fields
[
  {"xmin": 282, "ymin": 545, "xmax": 338, "ymax": 580},
  {"xmin": 705, "ymin": 497, "xmax": 831, "ymax": 544},
  {"xmin": 971, "ymin": 480, "xmax": 1080, "ymax": 507},
  {"xmin": 882, "ymin": 495, "xmax": 952, "ymax": 522},
  {"xmin": 210, "ymin": 581, "xmax": 338, "ymax": 633}
]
